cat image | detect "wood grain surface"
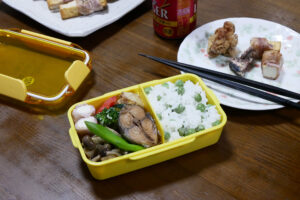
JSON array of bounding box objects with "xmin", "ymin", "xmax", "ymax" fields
[{"xmin": 0, "ymin": 0, "xmax": 300, "ymax": 199}]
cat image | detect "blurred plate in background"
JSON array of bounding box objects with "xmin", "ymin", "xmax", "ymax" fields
[{"xmin": 3, "ymin": 0, "xmax": 145, "ymax": 37}]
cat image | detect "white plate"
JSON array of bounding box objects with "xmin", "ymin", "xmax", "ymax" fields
[
  {"xmin": 3, "ymin": 0, "xmax": 144, "ymax": 37},
  {"xmin": 178, "ymin": 17, "xmax": 300, "ymax": 110}
]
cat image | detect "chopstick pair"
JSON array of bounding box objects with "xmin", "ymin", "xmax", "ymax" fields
[{"xmin": 139, "ymin": 53, "xmax": 300, "ymax": 110}]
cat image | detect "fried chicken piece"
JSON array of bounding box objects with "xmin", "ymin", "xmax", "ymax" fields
[{"xmin": 207, "ymin": 21, "xmax": 238, "ymax": 57}]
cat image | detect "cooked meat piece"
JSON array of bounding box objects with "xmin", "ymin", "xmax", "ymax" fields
[
  {"xmin": 261, "ymin": 50, "xmax": 283, "ymax": 80},
  {"xmin": 207, "ymin": 21, "xmax": 238, "ymax": 57},
  {"xmin": 141, "ymin": 114, "xmax": 158, "ymax": 144},
  {"xmin": 124, "ymin": 126, "xmax": 153, "ymax": 147},
  {"xmin": 250, "ymin": 38, "xmax": 273, "ymax": 59},
  {"xmin": 75, "ymin": 116, "xmax": 97, "ymax": 135},
  {"xmin": 240, "ymin": 47, "xmax": 254, "ymax": 59},
  {"xmin": 127, "ymin": 105, "xmax": 146, "ymax": 120},
  {"xmin": 229, "ymin": 57, "xmax": 253, "ymax": 76},
  {"xmin": 118, "ymin": 105, "xmax": 159, "ymax": 147},
  {"xmin": 241, "ymin": 38, "xmax": 282, "ymax": 60},
  {"xmin": 230, "ymin": 38, "xmax": 282, "ymax": 77},
  {"xmin": 72, "ymin": 103, "xmax": 95, "ymax": 122},
  {"xmin": 119, "ymin": 112, "xmax": 134, "ymax": 129},
  {"xmin": 117, "ymin": 92, "xmax": 145, "ymax": 107},
  {"xmin": 47, "ymin": 0, "xmax": 72, "ymax": 10},
  {"xmin": 60, "ymin": 0, "xmax": 107, "ymax": 20}
]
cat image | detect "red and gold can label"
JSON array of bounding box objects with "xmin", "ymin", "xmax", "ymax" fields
[{"xmin": 152, "ymin": 0, "xmax": 197, "ymax": 39}]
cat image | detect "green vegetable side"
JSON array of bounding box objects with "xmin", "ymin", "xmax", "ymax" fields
[
  {"xmin": 95, "ymin": 104, "xmax": 124, "ymax": 130},
  {"xmin": 85, "ymin": 122, "xmax": 145, "ymax": 152},
  {"xmin": 72, "ymin": 92, "xmax": 162, "ymax": 162}
]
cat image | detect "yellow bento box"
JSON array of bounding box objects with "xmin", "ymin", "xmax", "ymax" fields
[
  {"xmin": 67, "ymin": 73, "xmax": 227, "ymax": 180},
  {"xmin": 0, "ymin": 29, "xmax": 91, "ymax": 106}
]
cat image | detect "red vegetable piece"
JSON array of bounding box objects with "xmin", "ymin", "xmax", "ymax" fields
[{"xmin": 96, "ymin": 96, "xmax": 118, "ymax": 113}]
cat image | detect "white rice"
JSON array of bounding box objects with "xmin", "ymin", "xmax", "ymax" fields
[{"xmin": 146, "ymin": 80, "xmax": 221, "ymax": 142}]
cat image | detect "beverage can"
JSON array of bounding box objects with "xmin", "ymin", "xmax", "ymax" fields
[{"xmin": 152, "ymin": 0, "xmax": 197, "ymax": 39}]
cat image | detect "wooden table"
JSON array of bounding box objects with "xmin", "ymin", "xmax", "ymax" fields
[{"xmin": 0, "ymin": 0, "xmax": 299, "ymax": 199}]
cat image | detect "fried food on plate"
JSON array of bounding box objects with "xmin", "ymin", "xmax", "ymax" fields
[
  {"xmin": 47, "ymin": 0, "xmax": 72, "ymax": 10},
  {"xmin": 261, "ymin": 50, "xmax": 283, "ymax": 80},
  {"xmin": 60, "ymin": 0, "xmax": 107, "ymax": 20},
  {"xmin": 207, "ymin": 21, "xmax": 238, "ymax": 57},
  {"xmin": 248, "ymin": 38, "xmax": 281, "ymax": 59}
]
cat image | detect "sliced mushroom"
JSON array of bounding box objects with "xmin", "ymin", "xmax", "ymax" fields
[
  {"xmin": 106, "ymin": 150, "xmax": 122, "ymax": 157},
  {"xmin": 82, "ymin": 135, "xmax": 96, "ymax": 150},
  {"xmin": 91, "ymin": 135, "xmax": 105, "ymax": 144},
  {"xmin": 84, "ymin": 148, "xmax": 95, "ymax": 159},
  {"xmin": 118, "ymin": 104, "xmax": 159, "ymax": 148},
  {"xmin": 94, "ymin": 144, "xmax": 106, "ymax": 157},
  {"xmin": 101, "ymin": 155, "xmax": 117, "ymax": 161},
  {"xmin": 103, "ymin": 143, "xmax": 112, "ymax": 151},
  {"xmin": 91, "ymin": 155, "xmax": 101, "ymax": 162},
  {"xmin": 111, "ymin": 149, "xmax": 121, "ymax": 153}
]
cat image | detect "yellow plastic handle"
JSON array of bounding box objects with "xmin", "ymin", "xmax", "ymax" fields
[
  {"xmin": 69, "ymin": 128, "xmax": 79, "ymax": 148},
  {"xmin": 129, "ymin": 137, "xmax": 196, "ymax": 161},
  {"xmin": 0, "ymin": 74, "xmax": 27, "ymax": 101},
  {"xmin": 65, "ymin": 60, "xmax": 90, "ymax": 91},
  {"xmin": 20, "ymin": 29, "xmax": 72, "ymax": 46}
]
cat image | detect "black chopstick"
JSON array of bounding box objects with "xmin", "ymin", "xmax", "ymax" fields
[
  {"xmin": 139, "ymin": 54, "xmax": 300, "ymax": 110},
  {"xmin": 139, "ymin": 54, "xmax": 300, "ymax": 100}
]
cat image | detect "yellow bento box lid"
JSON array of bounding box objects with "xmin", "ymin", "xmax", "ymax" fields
[{"xmin": 0, "ymin": 29, "xmax": 91, "ymax": 105}]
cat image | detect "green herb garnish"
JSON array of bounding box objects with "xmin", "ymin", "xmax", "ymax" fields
[{"xmin": 95, "ymin": 104, "xmax": 123, "ymax": 130}]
